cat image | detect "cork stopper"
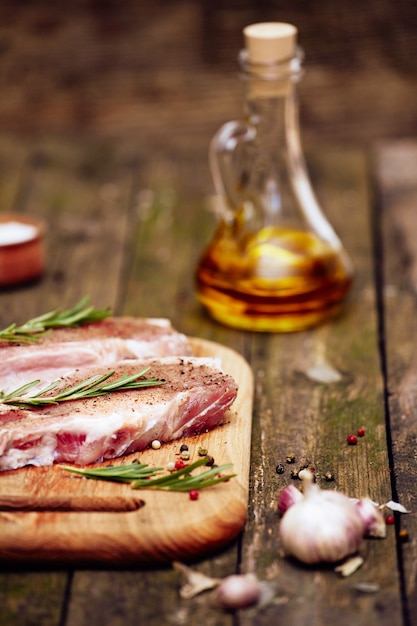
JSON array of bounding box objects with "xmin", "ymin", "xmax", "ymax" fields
[{"xmin": 243, "ymin": 22, "xmax": 297, "ymax": 64}]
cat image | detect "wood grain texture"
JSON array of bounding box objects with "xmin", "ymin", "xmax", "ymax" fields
[
  {"xmin": 0, "ymin": 338, "xmax": 253, "ymax": 565},
  {"xmin": 234, "ymin": 148, "xmax": 402, "ymax": 626},
  {"xmin": 0, "ymin": 494, "xmax": 145, "ymax": 512},
  {"xmin": 375, "ymin": 140, "xmax": 417, "ymax": 626}
]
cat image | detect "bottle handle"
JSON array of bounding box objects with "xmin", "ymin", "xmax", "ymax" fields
[{"xmin": 209, "ymin": 120, "xmax": 256, "ymax": 214}]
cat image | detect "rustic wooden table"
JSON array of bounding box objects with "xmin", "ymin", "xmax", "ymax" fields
[{"xmin": 0, "ymin": 2, "xmax": 417, "ymax": 625}]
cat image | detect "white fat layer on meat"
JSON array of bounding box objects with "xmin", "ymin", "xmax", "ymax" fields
[
  {"xmin": 0, "ymin": 392, "xmax": 189, "ymax": 469},
  {"xmin": 125, "ymin": 337, "xmax": 190, "ymax": 357},
  {"xmin": 144, "ymin": 356, "xmax": 222, "ymax": 369},
  {"xmin": 72, "ymin": 398, "xmax": 179, "ymax": 440},
  {"xmin": 0, "ymin": 433, "xmax": 57, "ymax": 470},
  {"xmin": 0, "ymin": 338, "xmax": 138, "ymax": 392},
  {"xmin": 0, "ymin": 329, "xmax": 193, "ymax": 394},
  {"xmin": 145, "ymin": 318, "xmax": 171, "ymax": 327},
  {"xmin": 0, "ymin": 338, "xmax": 133, "ymax": 370},
  {"xmin": 0, "ymin": 391, "xmax": 186, "ymax": 448}
]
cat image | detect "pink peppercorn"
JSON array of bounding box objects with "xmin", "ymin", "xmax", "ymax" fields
[
  {"xmin": 189, "ymin": 490, "xmax": 199, "ymax": 501},
  {"xmin": 385, "ymin": 515, "xmax": 395, "ymax": 525},
  {"xmin": 347, "ymin": 435, "xmax": 357, "ymax": 445},
  {"xmin": 357, "ymin": 428, "xmax": 365, "ymax": 437}
]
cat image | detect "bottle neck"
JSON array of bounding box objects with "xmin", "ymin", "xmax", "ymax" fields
[
  {"xmin": 238, "ymin": 47, "xmax": 304, "ymax": 99},
  {"xmin": 238, "ymin": 48, "xmax": 303, "ymax": 157}
]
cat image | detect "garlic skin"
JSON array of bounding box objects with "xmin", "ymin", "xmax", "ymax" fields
[
  {"xmin": 279, "ymin": 470, "xmax": 365, "ymax": 564},
  {"xmin": 277, "ymin": 484, "xmax": 303, "ymax": 515},
  {"xmin": 356, "ymin": 498, "xmax": 386, "ymax": 538},
  {"xmin": 215, "ymin": 574, "xmax": 261, "ymax": 610},
  {"xmin": 173, "ymin": 562, "xmax": 221, "ymax": 599}
]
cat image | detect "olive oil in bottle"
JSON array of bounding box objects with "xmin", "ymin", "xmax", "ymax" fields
[
  {"xmin": 196, "ymin": 223, "xmax": 352, "ymax": 332},
  {"xmin": 195, "ymin": 23, "xmax": 353, "ymax": 332}
]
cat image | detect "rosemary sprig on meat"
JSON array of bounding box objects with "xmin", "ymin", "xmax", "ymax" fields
[
  {"xmin": 63, "ymin": 457, "xmax": 236, "ymax": 492},
  {"xmin": 0, "ymin": 296, "xmax": 111, "ymax": 343},
  {"xmin": 0, "ymin": 368, "xmax": 165, "ymax": 408}
]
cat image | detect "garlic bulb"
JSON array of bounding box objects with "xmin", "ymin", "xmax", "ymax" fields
[
  {"xmin": 279, "ymin": 469, "xmax": 365, "ymax": 564},
  {"xmin": 215, "ymin": 574, "xmax": 261, "ymax": 610}
]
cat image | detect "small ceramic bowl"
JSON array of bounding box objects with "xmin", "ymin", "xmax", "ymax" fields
[{"xmin": 0, "ymin": 214, "xmax": 46, "ymax": 286}]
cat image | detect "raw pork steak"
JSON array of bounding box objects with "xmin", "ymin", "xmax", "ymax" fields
[
  {"xmin": 0, "ymin": 357, "xmax": 238, "ymax": 471},
  {"xmin": 0, "ymin": 317, "xmax": 192, "ymax": 393}
]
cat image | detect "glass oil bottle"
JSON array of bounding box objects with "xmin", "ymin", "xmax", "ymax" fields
[{"xmin": 195, "ymin": 22, "xmax": 354, "ymax": 332}]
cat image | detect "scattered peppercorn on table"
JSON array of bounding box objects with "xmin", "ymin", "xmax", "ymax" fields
[{"xmin": 1, "ymin": 3, "xmax": 417, "ymax": 626}]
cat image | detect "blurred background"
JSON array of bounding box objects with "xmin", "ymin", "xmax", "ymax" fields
[{"xmin": 0, "ymin": 0, "xmax": 416, "ymax": 158}]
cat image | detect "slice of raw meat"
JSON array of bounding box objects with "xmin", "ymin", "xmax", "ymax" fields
[
  {"xmin": 0, "ymin": 317, "xmax": 191, "ymax": 350},
  {"xmin": 0, "ymin": 357, "xmax": 238, "ymax": 471},
  {"xmin": 0, "ymin": 318, "xmax": 192, "ymax": 393}
]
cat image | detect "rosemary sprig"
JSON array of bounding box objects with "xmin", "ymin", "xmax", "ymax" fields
[
  {"xmin": 0, "ymin": 296, "xmax": 112, "ymax": 343},
  {"xmin": 63, "ymin": 459, "xmax": 165, "ymax": 483},
  {"xmin": 133, "ymin": 458, "xmax": 235, "ymax": 491},
  {"xmin": 0, "ymin": 367, "xmax": 165, "ymax": 408},
  {"xmin": 63, "ymin": 457, "xmax": 236, "ymax": 492}
]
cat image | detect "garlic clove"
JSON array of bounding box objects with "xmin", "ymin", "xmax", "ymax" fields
[
  {"xmin": 277, "ymin": 483, "xmax": 303, "ymax": 514},
  {"xmin": 215, "ymin": 574, "xmax": 262, "ymax": 610},
  {"xmin": 356, "ymin": 498, "xmax": 386, "ymax": 538},
  {"xmin": 279, "ymin": 470, "xmax": 365, "ymax": 564}
]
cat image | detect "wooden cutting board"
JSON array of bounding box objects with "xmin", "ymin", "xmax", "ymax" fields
[{"xmin": 0, "ymin": 338, "xmax": 254, "ymax": 565}]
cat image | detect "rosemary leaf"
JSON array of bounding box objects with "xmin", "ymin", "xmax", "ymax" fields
[
  {"xmin": 0, "ymin": 296, "xmax": 112, "ymax": 343},
  {"xmin": 64, "ymin": 463, "xmax": 164, "ymax": 484},
  {"xmin": 63, "ymin": 457, "xmax": 236, "ymax": 493},
  {"xmin": 0, "ymin": 367, "xmax": 165, "ymax": 408}
]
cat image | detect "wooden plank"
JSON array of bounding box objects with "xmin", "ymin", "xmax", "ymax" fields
[
  {"xmin": 235, "ymin": 147, "xmax": 402, "ymax": 625},
  {"xmin": 122, "ymin": 156, "xmax": 249, "ymax": 363},
  {"xmin": 65, "ymin": 564, "xmax": 235, "ymax": 626},
  {"xmin": 0, "ymin": 572, "xmax": 68, "ymax": 626},
  {"xmin": 375, "ymin": 140, "xmax": 417, "ymax": 626}
]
